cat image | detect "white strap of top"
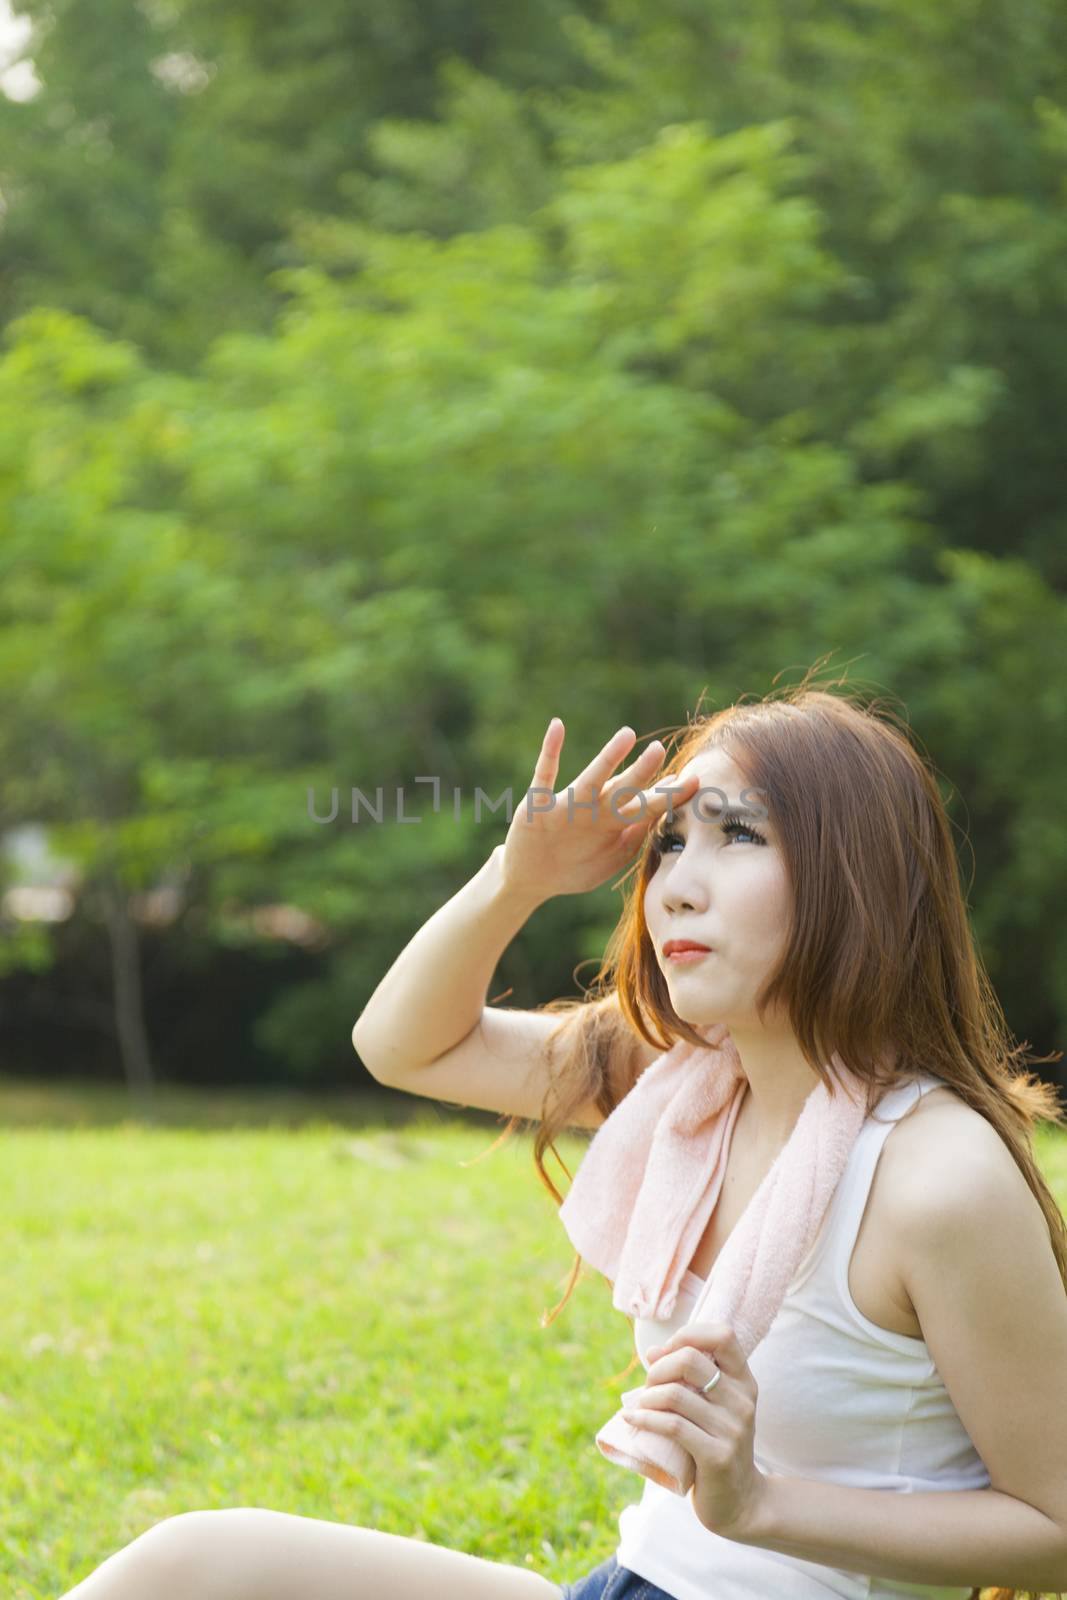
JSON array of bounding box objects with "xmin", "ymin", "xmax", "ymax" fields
[{"xmin": 828, "ymin": 1071, "xmax": 945, "ymax": 1277}]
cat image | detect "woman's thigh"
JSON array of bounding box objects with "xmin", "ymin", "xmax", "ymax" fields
[{"xmin": 60, "ymin": 1508, "xmax": 565, "ymax": 1600}]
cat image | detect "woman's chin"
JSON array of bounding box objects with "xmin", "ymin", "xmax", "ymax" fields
[{"xmin": 669, "ymin": 997, "xmax": 727, "ymax": 1030}]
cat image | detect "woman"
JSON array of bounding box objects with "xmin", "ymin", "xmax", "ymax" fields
[{"xmin": 59, "ymin": 683, "xmax": 1067, "ymax": 1600}]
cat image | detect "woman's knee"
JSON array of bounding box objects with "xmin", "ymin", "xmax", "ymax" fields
[
  {"xmin": 134, "ymin": 1509, "xmax": 265, "ymax": 1589},
  {"xmin": 59, "ymin": 1516, "xmax": 210, "ymax": 1600}
]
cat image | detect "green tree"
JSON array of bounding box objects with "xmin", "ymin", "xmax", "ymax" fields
[
  {"xmin": 0, "ymin": 0, "xmax": 603, "ymax": 365},
  {"xmin": 3, "ymin": 24, "xmax": 1065, "ymax": 1086}
]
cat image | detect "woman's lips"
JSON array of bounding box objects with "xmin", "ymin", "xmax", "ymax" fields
[{"xmin": 666, "ymin": 949, "xmax": 712, "ymax": 964}]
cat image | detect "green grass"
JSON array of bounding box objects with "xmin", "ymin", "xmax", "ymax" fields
[
  {"xmin": 3, "ymin": 1078, "xmax": 1066, "ymax": 1600},
  {"xmin": 0, "ymin": 1078, "xmax": 632, "ymax": 1598}
]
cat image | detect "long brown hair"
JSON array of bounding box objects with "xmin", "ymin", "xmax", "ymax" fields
[{"xmin": 481, "ymin": 676, "xmax": 1066, "ymax": 1600}]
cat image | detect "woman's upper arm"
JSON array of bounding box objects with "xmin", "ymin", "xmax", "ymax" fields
[
  {"xmin": 895, "ymin": 1111, "xmax": 1067, "ymax": 1533},
  {"xmin": 360, "ymin": 995, "xmax": 665, "ymax": 1131},
  {"xmin": 359, "ymin": 1004, "xmax": 606, "ymax": 1130}
]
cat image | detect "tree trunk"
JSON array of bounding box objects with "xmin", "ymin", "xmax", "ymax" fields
[{"xmin": 100, "ymin": 871, "xmax": 156, "ymax": 1111}]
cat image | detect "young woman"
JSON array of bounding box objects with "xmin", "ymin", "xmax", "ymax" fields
[{"xmin": 59, "ymin": 685, "xmax": 1067, "ymax": 1600}]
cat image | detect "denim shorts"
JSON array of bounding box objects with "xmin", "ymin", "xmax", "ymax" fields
[{"xmin": 559, "ymin": 1551, "xmax": 678, "ymax": 1600}]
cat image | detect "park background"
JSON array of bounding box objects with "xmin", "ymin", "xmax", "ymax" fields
[{"xmin": 1, "ymin": 0, "xmax": 1065, "ymax": 1595}]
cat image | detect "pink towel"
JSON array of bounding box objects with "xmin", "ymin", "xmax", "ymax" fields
[{"xmin": 558, "ymin": 1020, "xmax": 871, "ymax": 1497}]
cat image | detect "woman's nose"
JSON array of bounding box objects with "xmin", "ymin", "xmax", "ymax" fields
[{"xmin": 662, "ymin": 865, "xmax": 709, "ymax": 914}]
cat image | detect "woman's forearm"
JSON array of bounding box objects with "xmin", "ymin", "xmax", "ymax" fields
[
  {"xmin": 734, "ymin": 1470, "xmax": 1067, "ymax": 1595},
  {"xmin": 351, "ymin": 843, "xmax": 548, "ymax": 1080}
]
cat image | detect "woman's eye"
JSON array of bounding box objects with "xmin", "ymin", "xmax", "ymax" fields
[
  {"xmin": 722, "ymin": 820, "xmax": 765, "ymax": 845},
  {"xmin": 650, "ymin": 817, "xmax": 767, "ymax": 854}
]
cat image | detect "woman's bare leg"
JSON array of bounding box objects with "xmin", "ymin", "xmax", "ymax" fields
[{"xmin": 57, "ymin": 1507, "xmax": 566, "ymax": 1600}]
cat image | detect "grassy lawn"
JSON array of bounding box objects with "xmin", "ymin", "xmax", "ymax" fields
[
  {"xmin": 0, "ymin": 1076, "xmax": 630, "ymax": 1599},
  {"xmin": 3, "ymin": 1075, "xmax": 1066, "ymax": 1600}
]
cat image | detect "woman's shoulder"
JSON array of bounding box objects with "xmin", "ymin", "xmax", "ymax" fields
[
  {"xmin": 879, "ymin": 1077, "xmax": 1031, "ymax": 1220},
  {"xmin": 884, "ymin": 1077, "xmax": 1002, "ymax": 1156}
]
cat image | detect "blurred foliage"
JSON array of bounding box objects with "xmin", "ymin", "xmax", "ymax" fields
[{"xmin": 0, "ymin": 0, "xmax": 1064, "ymax": 1090}]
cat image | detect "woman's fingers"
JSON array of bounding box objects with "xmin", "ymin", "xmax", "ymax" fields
[
  {"xmin": 531, "ymin": 722, "xmax": 700, "ymax": 834},
  {"xmin": 531, "ymin": 717, "xmax": 564, "ymax": 795},
  {"xmin": 535, "ymin": 721, "xmax": 638, "ymax": 812},
  {"xmin": 567, "ymin": 725, "xmax": 637, "ymax": 801},
  {"xmin": 581, "ymin": 728, "xmax": 684, "ymax": 804},
  {"xmin": 607, "ymin": 738, "xmax": 665, "ymax": 794},
  {"xmin": 612, "ymin": 767, "xmax": 701, "ymax": 826},
  {"xmin": 603, "ymin": 743, "xmax": 669, "ymax": 822}
]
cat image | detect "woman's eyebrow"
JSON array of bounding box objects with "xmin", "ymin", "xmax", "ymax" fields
[{"xmin": 660, "ymin": 792, "xmax": 771, "ymax": 826}]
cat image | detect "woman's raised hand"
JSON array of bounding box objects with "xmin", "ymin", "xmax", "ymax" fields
[{"xmin": 500, "ymin": 719, "xmax": 700, "ymax": 901}]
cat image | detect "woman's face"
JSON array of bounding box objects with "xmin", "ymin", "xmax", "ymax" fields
[{"xmin": 643, "ymin": 745, "xmax": 792, "ymax": 1032}]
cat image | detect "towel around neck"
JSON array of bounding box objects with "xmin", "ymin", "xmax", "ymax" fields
[{"xmin": 557, "ymin": 1020, "xmax": 870, "ymax": 1331}]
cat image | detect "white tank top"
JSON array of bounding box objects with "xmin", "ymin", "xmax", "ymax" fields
[{"xmin": 614, "ymin": 1071, "xmax": 991, "ymax": 1600}]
